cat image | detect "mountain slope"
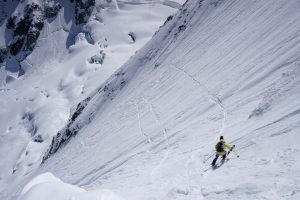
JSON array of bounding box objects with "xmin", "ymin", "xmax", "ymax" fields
[
  {"xmin": 3, "ymin": 0, "xmax": 300, "ymax": 199},
  {"xmin": 0, "ymin": 0, "xmax": 180, "ymax": 198},
  {"xmin": 38, "ymin": 0, "xmax": 300, "ymax": 199}
]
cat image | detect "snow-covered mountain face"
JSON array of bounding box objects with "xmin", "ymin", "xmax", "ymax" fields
[
  {"xmin": 0, "ymin": 0, "xmax": 181, "ymax": 197},
  {"xmin": 2, "ymin": 0, "xmax": 300, "ymax": 199}
]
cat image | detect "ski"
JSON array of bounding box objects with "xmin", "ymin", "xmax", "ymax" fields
[{"xmin": 212, "ymin": 158, "xmax": 229, "ymax": 170}]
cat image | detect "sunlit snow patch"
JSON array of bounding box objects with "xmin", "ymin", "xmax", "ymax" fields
[{"xmin": 18, "ymin": 172, "xmax": 124, "ymax": 200}]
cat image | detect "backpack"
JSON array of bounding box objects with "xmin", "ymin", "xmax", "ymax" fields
[{"xmin": 216, "ymin": 141, "xmax": 224, "ymax": 152}]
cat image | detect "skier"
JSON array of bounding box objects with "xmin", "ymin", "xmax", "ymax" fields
[{"xmin": 211, "ymin": 136, "xmax": 234, "ymax": 166}]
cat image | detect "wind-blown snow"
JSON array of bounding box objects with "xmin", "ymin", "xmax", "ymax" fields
[{"xmin": 2, "ymin": 0, "xmax": 300, "ymax": 199}]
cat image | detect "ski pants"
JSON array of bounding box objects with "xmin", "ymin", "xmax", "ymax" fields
[{"xmin": 212, "ymin": 153, "xmax": 226, "ymax": 166}]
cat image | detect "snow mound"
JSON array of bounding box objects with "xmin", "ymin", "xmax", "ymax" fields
[{"xmin": 18, "ymin": 172, "xmax": 124, "ymax": 200}]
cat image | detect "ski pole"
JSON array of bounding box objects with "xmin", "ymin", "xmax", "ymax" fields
[
  {"xmin": 232, "ymin": 149, "xmax": 240, "ymax": 158},
  {"xmin": 203, "ymin": 153, "xmax": 215, "ymax": 163}
]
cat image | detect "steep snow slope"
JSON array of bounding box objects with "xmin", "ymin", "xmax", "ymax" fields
[
  {"xmin": 0, "ymin": 0, "xmax": 180, "ymax": 197},
  {"xmin": 37, "ymin": 0, "xmax": 300, "ymax": 199},
  {"xmin": 3, "ymin": 0, "xmax": 300, "ymax": 199}
]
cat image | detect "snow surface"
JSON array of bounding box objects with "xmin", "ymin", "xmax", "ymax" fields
[
  {"xmin": 18, "ymin": 172, "xmax": 124, "ymax": 200},
  {"xmin": 2, "ymin": 0, "xmax": 300, "ymax": 199},
  {"xmin": 0, "ymin": 0, "xmax": 179, "ymax": 198}
]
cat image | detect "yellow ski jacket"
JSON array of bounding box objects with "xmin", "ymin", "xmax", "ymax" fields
[{"xmin": 215, "ymin": 139, "xmax": 232, "ymax": 156}]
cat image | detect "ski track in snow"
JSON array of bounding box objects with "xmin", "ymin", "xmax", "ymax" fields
[
  {"xmin": 170, "ymin": 64, "xmax": 231, "ymax": 174},
  {"xmin": 143, "ymin": 97, "xmax": 171, "ymax": 185},
  {"xmin": 172, "ymin": 64, "xmax": 227, "ymax": 138},
  {"xmin": 71, "ymin": 96, "xmax": 172, "ymax": 187},
  {"xmin": 134, "ymin": 100, "xmax": 152, "ymax": 143}
]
